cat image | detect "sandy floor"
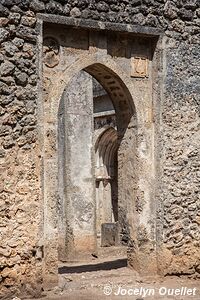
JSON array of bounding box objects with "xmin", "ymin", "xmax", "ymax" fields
[{"xmin": 25, "ymin": 247, "xmax": 200, "ymax": 300}]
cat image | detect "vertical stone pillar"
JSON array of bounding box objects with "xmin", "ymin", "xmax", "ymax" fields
[
  {"xmin": 103, "ymin": 180, "xmax": 112, "ymax": 223},
  {"xmin": 43, "ymin": 131, "xmax": 59, "ymax": 289},
  {"xmin": 63, "ymin": 71, "xmax": 96, "ymax": 259},
  {"xmin": 96, "ymin": 181, "xmax": 101, "ymax": 239}
]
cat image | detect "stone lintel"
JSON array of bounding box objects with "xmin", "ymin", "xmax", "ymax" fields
[{"xmin": 37, "ymin": 14, "xmax": 163, "ymax": 37}]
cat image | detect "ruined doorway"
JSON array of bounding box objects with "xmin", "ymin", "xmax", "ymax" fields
[{"xmin": 42, "ymin": 22, "xmax": 158, "ymax": 286}]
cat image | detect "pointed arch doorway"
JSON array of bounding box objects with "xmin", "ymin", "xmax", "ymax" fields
[{"xmin": 57, "ymin": 64, "xmax": 138, "ymax": 261}]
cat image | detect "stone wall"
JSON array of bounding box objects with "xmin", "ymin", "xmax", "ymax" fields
[
  {"xmin": 158, "ymin": 39, "xmax": 200, "ymax": 277},
  {"xmin": 0, "ymin": 2, "xmax": 42, "ymax": 299},
  {"xmin": 0, "ymin": 0, "xmax": 199, "ymax": 298}
]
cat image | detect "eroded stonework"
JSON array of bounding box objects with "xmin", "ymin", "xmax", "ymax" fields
[
  {"xmin": 0, "ymin": 0, "xmax": 199, "ymax": 298},
  {"xmin": 41, "ymin": 24, "xmax": 157, "ymax": 286}
]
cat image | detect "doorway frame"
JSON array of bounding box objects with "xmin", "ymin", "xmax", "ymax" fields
[{"xmin": 36, "ymin": 15, "xmax": 164, "ymax": 289}]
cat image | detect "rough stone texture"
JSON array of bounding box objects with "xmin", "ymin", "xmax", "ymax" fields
[
  {"xmin": 158, "ymin": 39, "xmax": 200, "ymax": 277},
  {"xmin": 0, "ymin": 4, "xmax": 42, "ymax": 300},
  {"xmin": 0, "ymin": 0, "xmax": 199, "ymax": 299}
]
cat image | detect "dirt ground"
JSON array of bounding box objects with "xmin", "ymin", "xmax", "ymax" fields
[{"xmin": 25, "ymin": 247, "xmax": 200, "ymax": 300}]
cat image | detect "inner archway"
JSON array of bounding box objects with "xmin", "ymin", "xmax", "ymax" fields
[{"xmin": 95, "ymin": 127, "xmax": 119, "ymax": 246}]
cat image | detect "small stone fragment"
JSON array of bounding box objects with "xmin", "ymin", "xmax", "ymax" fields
[
  {"xmin": 12, "ymin": 37, "xmax": 24, "ymax": 48},
  {"xmin": 46, "ymin": 0, "xmax": 63, "ymax": 14},
  {"xmin": 0, "ymin": 28, "xmax": 9, "ymax": 43},
  {"xmin": 0, "ymin": 4, "xmax": 9, "ymax": 17},
  {"xmin": 0, "ymin": 61, "xmax": 15, "ymax": 76},
  {"xmin": 70, "ymin": 7, "xmax": 81, "ymax": 17},
  {"xmin": 21, "ymin": 16, "xmax": 36, "ymax": 27},
  {"xmin": 14, "ymin": 71, "xmax": 28, "ymax": 86},
  {"xmin": 9, "ymin": 12, "xmax": 21, "ymax": 24},
  {"xmin": 30, "ymin": 0, "xmax": 45, "ymax": 12},
  {"xmin": 3, "ymin": 42, "xmax": 18, "ymax": 56}
]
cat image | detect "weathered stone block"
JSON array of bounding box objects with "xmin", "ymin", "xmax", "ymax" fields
[{"xmin": 101, "ymin": 223, "xmax": 119, "ymax": 247}]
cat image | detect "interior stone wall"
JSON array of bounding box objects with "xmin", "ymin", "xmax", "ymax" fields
[{"xmin": 0, "ymin": 0, "xmax": 199, "ymax": 298}]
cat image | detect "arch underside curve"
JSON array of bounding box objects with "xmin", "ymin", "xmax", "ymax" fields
[{"xmin": 47, "ymin": 54, "xmax": 141, "ymax": 128}]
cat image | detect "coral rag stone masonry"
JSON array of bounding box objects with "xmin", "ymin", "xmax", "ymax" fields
[{"xmin": 0, "ymin": 0, "xmax": 199, "ymax": 298}]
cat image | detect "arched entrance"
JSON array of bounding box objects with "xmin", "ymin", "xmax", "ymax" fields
[
  {"xmin": 41, "ymin": 28, "xmax": 157, "ymax": 286},
  {"xmin": 57, "ymin": 65, "xmax": 137, "ymax": 260}
]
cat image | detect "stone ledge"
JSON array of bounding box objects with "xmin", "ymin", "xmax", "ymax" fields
[{"xmin": 37, "ymin": 14, "xmax": 163, "ymax": 37}]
